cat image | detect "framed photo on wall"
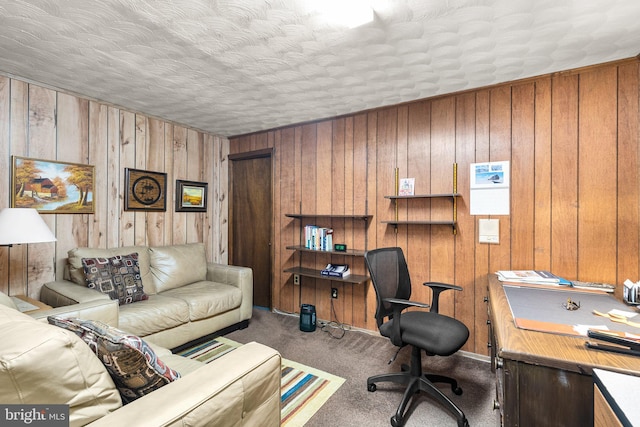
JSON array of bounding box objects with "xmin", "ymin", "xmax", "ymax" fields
[
  {"xmin": 175, "ymin": 180, "xmax": 207, "ymax": 212},
  {"xmin": 11, "ymin": 155, "xmax": 95, "ymax": 214},
  {"xmin": 124, "ymin": 168, "xmax": 167, "ymax": 211}
]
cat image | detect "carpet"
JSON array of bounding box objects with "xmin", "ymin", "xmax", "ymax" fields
[{"xmin": 177, "ymin": 336, "xmax": 345, "ymax": 426}]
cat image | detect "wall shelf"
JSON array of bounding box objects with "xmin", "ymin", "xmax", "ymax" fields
[
  {"xmin": 284, "ymin": 209, "xmax": 371, "ymax": 287},
  {"xmin": 283, "ymin": 266, "xmax": 369, "ymax": 285},
  {"xmin": 383, "ymin": 164, "xmax": 460, "ymax": 234}
]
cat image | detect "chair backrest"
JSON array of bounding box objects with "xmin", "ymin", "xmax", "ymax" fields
[{"xmin": 364, "ymin": 247, "xmax": 412, "ymax": 327}]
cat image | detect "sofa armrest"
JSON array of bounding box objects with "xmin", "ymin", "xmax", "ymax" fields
[
  {"xmin": 40, "ymin": 280, "xmax": 110, "ymax": 307},
  {"xmin": 29, "ymin": 299, "xmax": 119, "ymax": 326},
  {"xmin": 88, "ymin": 342, "xmax": 281, "ymax": 427},
  {"xmin": 207, "ymin": 263, "xmax": 253, "ymax": 320}
]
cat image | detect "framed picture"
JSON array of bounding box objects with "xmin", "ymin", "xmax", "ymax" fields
[
  {"xmin": 124, "ymin": 168, "xmax": 167, "ymax": 211},
  {"xmin": 11, "ymin": 156, "xmax": 95, "ymax": 214},
  {"xmin": 175, "ymin": 180, "xmax": 207, "ymax": 212}
]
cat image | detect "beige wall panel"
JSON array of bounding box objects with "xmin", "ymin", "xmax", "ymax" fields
[
  {"xmin": 55, "ymin": 93, "xmax": 89, "ymax": 282},
  {"xmin": 119, "ymin": 110, "xmax": 136, "ymax": 247},
  {"xmin": 89, "ymin": 101, "xmax": 109, "ymax": 249},
  {"xmin": 172, "ymin": 125, "xmax": 188, "ymax": 245},
  {"xmin": 106, "ymin": 106, "xmax": 121, "ymax": 248},
  {"xmin": 146, "ymin": 118, "xmax": 166, "ymax": 247},
  {"xmin": 0, "ymin": 77, "xmax": 9, "ymax": 294},
  {"xmin": 0, "ymin": 76, "xmax": 229, "ymax": 300},
  {"xmin": 26, "ymin": 85, "xmax": 57, "ymax": 299}
]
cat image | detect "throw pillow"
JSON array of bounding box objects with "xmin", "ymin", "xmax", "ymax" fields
[
  {"xmin": 82, "ymin": 253, "xmax": 148, "ymax": 305},
  {"xmin": 48, "ymin": 316, "xmax": 180, "ymax": 404}
]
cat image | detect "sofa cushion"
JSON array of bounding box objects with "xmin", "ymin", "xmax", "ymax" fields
[
  {"xmin": 0, "ymin": 305, "xmax": 122, "ymax": 425},
  {"xmin": 68, "ymin": 246, "xmax": 157, "ymax": 294},
  {"xmin": 82, "ymin": 253, "xmax": 149, "ymax": 305},
  {"xmin": 162, "ymin": 281, "xmax": 243, "ymax": 321},
  {"xmin": 48, "ymin": 316, "xmax": 181, "ymax": 404},
  {"xmin": 150, "ymin": 243, "xmax": 207, "ymax": 293},
  {"xmin": 118, "ymin": 294, "xmax": 190, "ymax": 337}
]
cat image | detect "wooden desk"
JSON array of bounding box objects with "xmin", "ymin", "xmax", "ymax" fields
[{"xmin": 487, "ymin": 274, "xmax": 640, "ymax": 427}]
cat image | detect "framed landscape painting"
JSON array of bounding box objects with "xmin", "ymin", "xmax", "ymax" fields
[
  {"xmin": 176, "ymin": 180, "xmax": 207, "ymax": 212},
  {"xmin": 11, "ymin": 156, "xmax": 95, "ymax": 214}
]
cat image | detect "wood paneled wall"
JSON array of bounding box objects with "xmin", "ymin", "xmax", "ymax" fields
[
  {"xmin": 230, "ymin": 58, "xmax": 640, "ymax": 356},
  {"xmin": 0, "ymin": 76, "xmax": 229, "ymax": 300}
]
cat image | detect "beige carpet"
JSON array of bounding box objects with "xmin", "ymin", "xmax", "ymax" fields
[{"xmin": 177, "ymin": 336, "xmax": 345, "ymax": 426}]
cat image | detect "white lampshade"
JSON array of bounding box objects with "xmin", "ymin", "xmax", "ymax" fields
[{"xmin": 0, "ymin": 208, "xmax": 57, "ymax": 246}]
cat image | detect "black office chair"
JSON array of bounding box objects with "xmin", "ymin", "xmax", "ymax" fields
[{"xmin": 364, "ymin": 247, "xmax": 470, "ymax": 427}]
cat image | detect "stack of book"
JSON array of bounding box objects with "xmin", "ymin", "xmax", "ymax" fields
[
  {"xmin": 304, "ymin": 225, "xmax": 333, "ymax": 251},
  {"xmin": 496, "ymin": 270, "xmax": 569, "ymax": 285},
  {"xmin": 320, "ymin": 264, "xmax": 350, "ymax": 278}
]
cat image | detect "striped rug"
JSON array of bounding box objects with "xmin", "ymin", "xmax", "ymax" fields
[{"xmin": 177, "ymin": 336, "xmax": 345, "ymax": 426}]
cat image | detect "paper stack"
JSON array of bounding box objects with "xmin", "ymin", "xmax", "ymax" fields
[{"xmin": 496, "ymin": 270, "xmax": 565, "ymax": 284}]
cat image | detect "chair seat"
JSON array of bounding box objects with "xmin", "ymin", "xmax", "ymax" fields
[{"xmin": 380, "ymin": 311, "xmax": 469, "ymax": 356}]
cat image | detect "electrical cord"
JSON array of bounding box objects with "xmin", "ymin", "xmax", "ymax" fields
[{"xmin": 320, "ymin": 298, "xmax": 351, "ymax": 339}]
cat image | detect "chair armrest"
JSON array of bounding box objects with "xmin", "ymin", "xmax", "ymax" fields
[
  {"xmin": 88, "ymin": 342, "xmax": 281, "ymax": 427},
  {"xmin": 383, "ymin": 297, "xmax": 431, "ymax": 346},
  {"xmin": 422, "ymin": 281, "xmax": 462, "ymax": 313},
  {"xmin": 40, "ymin": 280, "xmax": 111, "ymax": 307},
  {"xmin": 383, "ymin": 297, "xmax": 430, "ymax": 311},
  {"xmin": 29, "ymin": 299, "xmax": 119, "ymax": 326},
  {"xmin": 206, "ymin": 263, "xmax": 253, "ymax": 320}
]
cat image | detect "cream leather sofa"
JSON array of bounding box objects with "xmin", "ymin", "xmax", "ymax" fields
[
  {"xmin": 0, "ymin": 293, "xmax": 281, "ymax": 427},
  {"xmin": 40, "ymin": 243, "xmax": 252, "ymax": 349}
]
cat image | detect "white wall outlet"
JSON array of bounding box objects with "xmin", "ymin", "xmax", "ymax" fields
[{"xmin": 294, "ymin": 274, "xmax": 300, "ymax": 285}]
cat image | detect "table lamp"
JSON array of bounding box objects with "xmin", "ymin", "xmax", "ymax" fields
[{"xmin": 0, "ymin": 208, "xmax": 57, "ymax": 247}]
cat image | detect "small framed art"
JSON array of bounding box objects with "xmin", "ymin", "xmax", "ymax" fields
[
  {"xmin": 175, "ymin": 180, "xmax": 207, "ymax": 212},
  {"xmin": 124, "ymin": 168, "xmax": 167, "ymax": 211}
]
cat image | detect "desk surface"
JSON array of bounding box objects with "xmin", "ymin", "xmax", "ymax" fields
[{"xmin": 488, "ymin": 274, "xmax": 640, "ymax": 376}]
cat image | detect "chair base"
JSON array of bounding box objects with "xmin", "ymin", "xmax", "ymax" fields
[{"xmin": 367, "ymin": 346, "xmax": 468, "ymax": 427}]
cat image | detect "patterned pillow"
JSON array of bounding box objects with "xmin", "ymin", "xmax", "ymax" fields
[
  {"xmin": 82, "ymin": 253, "xmax": 148, "ymax": 305},
  {"xmin": 48, "ymin": 316, "xmax": 180, "ymax": 404}
]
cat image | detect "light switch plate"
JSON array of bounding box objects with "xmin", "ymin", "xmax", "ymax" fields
[{"xmin": 479, "ymin": 218, "xmax": 499, "ymax": 244}]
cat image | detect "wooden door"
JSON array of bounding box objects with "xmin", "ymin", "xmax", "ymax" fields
[{"xmin": 229, "ymin": 150, "xmax": 272, "ymax": 308}]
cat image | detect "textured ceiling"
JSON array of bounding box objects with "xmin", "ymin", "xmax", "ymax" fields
[{"xmin": 0, "ymin": 0, "xmax": 639, "ymax": 137}]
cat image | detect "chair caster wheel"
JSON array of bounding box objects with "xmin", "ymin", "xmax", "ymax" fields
[
  {"xmin": 391, "ymin": 415, "xmax": 403, "ymax": 427},
  {"xmin": 367, "ymin": 383, "xmax": 376, "ymax": 392},
  {"xmin": 453, "ymin": 386, "xmax": 463, "ymax": 396}
]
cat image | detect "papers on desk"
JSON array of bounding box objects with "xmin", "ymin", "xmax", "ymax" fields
[{"xmin": 496, "ymin": 270, "xmax": 568, "ymax": 285}]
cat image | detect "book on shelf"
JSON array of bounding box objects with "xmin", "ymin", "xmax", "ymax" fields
[
  {"xmin": 304, "ymin": 225, "xmax": 333, "ymax": 251},
  {"xmin": 496, "ymin": 270, "xmax": 569, "ymax": 285},
  {"xmin": 321, "ymin": 263, "xmax": 350, "ymax": 278}
]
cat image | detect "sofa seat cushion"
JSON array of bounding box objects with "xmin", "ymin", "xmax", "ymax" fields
[
  {"xmin": 150, "ymin": 243, "xmax": 207, "ymax": 293},
  {"xmin": 118, "ymin": 294, "xmax": 190, "ymax": 337},
  {"xmin": 0, "ymin": 305, "xmax": 122, "ymax": 425},
  {"xmin": 161, "ymin": 281, "xmax": 243, "ymax": 321}
]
